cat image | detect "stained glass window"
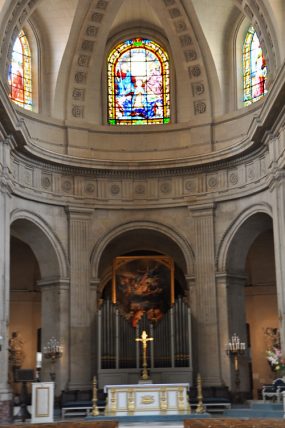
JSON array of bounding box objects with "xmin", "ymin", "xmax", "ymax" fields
[
  {"xmin": 8, "ymin": 30, "xmax": 32, "ymax": 110},
  {"xmin": 243, "ymin": 26, "xmax": 267, "ymax": 106},
  {"xmin": 108, "ymin": 38, "xmax": 170, "ymax": 125}
]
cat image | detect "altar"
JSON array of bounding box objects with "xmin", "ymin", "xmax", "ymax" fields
[{"xmin": 104, "ymin": 383, "xmax": 190, "ymax": 416}]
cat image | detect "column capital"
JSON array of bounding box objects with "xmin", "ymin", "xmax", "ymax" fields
[
  {"xmin": 37, "ymin": 277, "xmax": 70, "ymax": 289},
  {"xmin": 188, "ymin": 202, "xmax": 216, "ymax": 216},
  {"xmin": 65, "ymin": 206, "xmax": 94, "ymax": 218}
]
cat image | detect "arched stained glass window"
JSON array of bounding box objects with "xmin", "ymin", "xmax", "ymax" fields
[
  {"xmin": 8, "ymin": 30, "xmax": 32, "ymax": 110},
  {"xmin": 108, "ymin": 38, "xmax": 170, "ymax": 125},
  {"xmin": 243, "ymin": 26, "xmax": 267, "ymax": 106}
]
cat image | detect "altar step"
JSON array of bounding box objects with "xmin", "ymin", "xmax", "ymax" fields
[{"xmin": 223, "ymin": 400, "xmax": 284, "ymax": 418}]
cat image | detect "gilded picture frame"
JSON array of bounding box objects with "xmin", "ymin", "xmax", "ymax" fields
[{"xmin": 112, "ymin": 255, "xmax": 174, "ymax": 327}]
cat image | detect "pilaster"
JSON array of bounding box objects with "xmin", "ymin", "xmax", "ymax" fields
[
  {"xmin": 39, "ymin": 278, "xmax": 69, "ymax": 395},
  {"xmin": 0, "ymin": 137, "xmax": 13, "ymax": 422},
  {"xmin": 189, "ymin": 203, "xmax": 222, "ymax": 385},
  {"xmin": 66, "ymin": 207, "xmax": 94, "ymax": 389},
  {"xmin": 270, "ymin": 173, "xmax": 285, "ymax": 352},
  {"xmin": 216, "ymin": 273, "xmax": 248, "ymax": 392}
]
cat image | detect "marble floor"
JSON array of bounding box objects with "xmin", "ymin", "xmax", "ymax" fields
[{"xmin": 119, "ymin": 424, "xmax": 183, "ymax": 428}]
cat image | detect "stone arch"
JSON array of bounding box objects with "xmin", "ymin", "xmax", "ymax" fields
[
  {"xmin": 66, "ymin": 0, "xmax": 212, "ymax": 123},
  {"xmin": 91, "ymin": 220, "xmax": 194, "ymax": 282},
  {"xmin": 10, "ymin": 209, "xmax": 69, "ymax": 279},
  {"xmin": 233, "ymin": 0, "xmax": 280, "ymax": 74},
  {"xmin": 217, "ymin": 202, "xmax": 273, "ymax": 274}
]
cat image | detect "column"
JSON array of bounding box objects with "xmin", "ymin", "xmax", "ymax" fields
[
  {"xmin": 90, "ymin": 279, "xmax": 99, "ymax": 377},
  {"xmin": 40, "ymin": 278, "xmax": 69, "ymax": 395},
  {"xmin": 216, "ymin": 273, "xmax": 249, "ymax": 392},
  {"xmin": 0, "ymin": 138, "xmax": 13, "ymax": 422},
  {"xmin": 189, "ymin": 203, "xmax": 222, "ymax": 385},
  {"xmin": 270, "ymin": 172, "xmax": 285, "ymax": 351},
  {"xmin": 66, "ymin": 207, "xmax": 93, "ymax": 389}
]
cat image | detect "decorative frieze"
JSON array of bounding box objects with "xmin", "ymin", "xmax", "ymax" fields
[{"xmin": 7, "ymin": 144, "xmax": 272, "ymax": 206}]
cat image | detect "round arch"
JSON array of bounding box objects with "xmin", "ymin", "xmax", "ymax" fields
[
  {"xmin": 216, "ymin": 203, "xmax": 273, "ymax": 274},
  {"xmin": 10, "ymin": 209, "xmax": 69, "ymax": 279},
  {"xmin": 90, "ymin": 220, "xmax": 195, "ymax": 280}
]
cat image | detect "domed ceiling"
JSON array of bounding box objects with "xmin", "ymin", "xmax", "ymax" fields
[{"xmin": 0, "ymin": 0, "xmax": 283, "ymax": 169}]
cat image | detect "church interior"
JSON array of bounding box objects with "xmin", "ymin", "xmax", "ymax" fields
[{"xmin": 1, "ymin": 0, "xmax": 285, "ymax": 425}]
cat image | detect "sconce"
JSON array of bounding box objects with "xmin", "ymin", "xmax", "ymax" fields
[{"xmin": 43, "ymin": 337, "xmax": 63, "ymax": 381}]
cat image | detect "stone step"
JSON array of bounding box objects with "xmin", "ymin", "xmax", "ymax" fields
[
  {"xmin": 223, "ymin": 408, "xmax": 284, "ymax": 418},
  {"xmin": 248, "ymin": 401, "xmax": 283, "ymax": 410}
]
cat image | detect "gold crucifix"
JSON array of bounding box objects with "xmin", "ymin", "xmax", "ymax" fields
[{"xmin": 136, "ymin": 330, "xmax": 154, "ymax": 381}]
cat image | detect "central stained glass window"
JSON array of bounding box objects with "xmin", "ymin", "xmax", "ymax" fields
[{"xmin": 108, "ymin": 38, "xmax": 170, "ymax": 125}]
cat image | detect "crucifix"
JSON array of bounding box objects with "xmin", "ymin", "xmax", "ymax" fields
[{"xmin": 136, "ymin": 330, "xmax": 154, "ymax": 381}]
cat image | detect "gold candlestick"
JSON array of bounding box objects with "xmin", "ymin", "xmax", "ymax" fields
[
  {"xmin": 92, "ymin": 376, "xmax": 100, "ymax": 416},
  {"xmin": 136, "ymin": 330, "xmax": 153, "ymax": 380},
  {"xmin": 195, "ymin": 373, "xmax": 206, "ymax": 414}
]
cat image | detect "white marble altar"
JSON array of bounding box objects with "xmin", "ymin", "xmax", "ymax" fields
[{"xmin": 104, "ymin": 383, "xmax": 190, "ymax": 415}]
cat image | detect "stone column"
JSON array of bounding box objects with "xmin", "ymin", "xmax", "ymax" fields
[
  {"xmin": 189, "ymin": 203, "xmax": 222, "ymax": 385},
  {"xmin": 270, "ymin": 172, "xmax": 285, "ymax": 351},
  {"xmin": 0, "ymin": 138, "xmax": 13, "ymax": 422},
  {"xmin": 40, "ymin": 278, "xmax": 69, "ymax": 395},
  {"xmin": 90, "ymin": 278, "xmax": 99, "ymax": 376},
  {"xmin": 216, "ymin": 273, "xmax": 249, "ymax": 392},
  {"xmin": 66, "ymin": 207, "xmax": 93, "ymax": 389}
]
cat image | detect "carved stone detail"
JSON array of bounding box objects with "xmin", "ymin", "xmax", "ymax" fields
[
  {"xmin": 169, "ymin": 8, "xmax": 181, "ymax": 18},
  {"xmin": 62, "ymin": 179, "xmax": 73, "ymax": 192},
  {"xmin": 163, "ymin": 0, "xmax": 175, "ymax": 5},
  {"xmin": 96, "ymin": 0, "xmax": 108, "ymax": 9},
  {"xmin": 229, "ymin": 173, "xmax": 238, "ymax": 185},
  {"xmin": 192, "ymin": 82, "xmax": 205, "ymax": 96},
  {"xmin": 91, "ymin": 12, "xmax": 103, "ymax": 22},
  {"xmin": 81, "ymin": 40, "xmax": 94, "ymax": 52},
  {"xmin": 179, "ymin": 34, "xmax": 192, "ymax": 47},
  {"xmin": 75, "ymin": 71, "xmax": 87, "ymax": 84},
  {"xmin": 194, "ymin": 101, "xmax": 207, "ymax": 114},
  {"xmin": 207, "ymin": 176, "xmax": 218, "ymax": 189},
  {"xmin": 78, "ymin": 55, "xmax": 90, "ymax": 67},
  {"xmin": 184, "ymin": 49, "xmax": 197, "ymax": 62},
  {"xmin": 185, "ymin": 180, "xmax": 196, "ymax": 192},
  {"xmin": 174, "ymin": 20, "xmax": 187, "ymax": 33},
  {"xmin": 160, "ymin": 182, "xmax": 172, "ymax": 194},
  {"xmin": 41, "ymin": 175, "xmax": 51, "ymax": 189},
  {"xmin": 188, "ymin": 65, "xmax": 201, "ymax": 78},
  {"xmin": 86, "ymin": 25, "xmax": 98, "ymax": 37},
  {"xmin": 72, "ymin": 88, "xmax": 85, "ymax": 101},
  {"xmin": 85, "ymin": 182, "xmax": 96, "ymax": 194},
  {"xmin": 135, "ymin": 184, "xmax": 146, "ymax": 195},
  {"xmin": 72, "ymin": 105, "xmax": 84, "ymax": 118},
  {"xmin": 110, "ymin": 184, "xmax": 120, "ymax": 195}
]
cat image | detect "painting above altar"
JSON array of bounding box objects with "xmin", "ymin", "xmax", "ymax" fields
[{"xmin": 112, "ymin": 256, "xmax": 175, "ymax": 327}]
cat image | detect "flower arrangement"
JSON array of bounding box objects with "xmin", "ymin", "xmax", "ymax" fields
[{"xmin": 266, "ymin": 346, "xmax": 285, "ymax": 373}]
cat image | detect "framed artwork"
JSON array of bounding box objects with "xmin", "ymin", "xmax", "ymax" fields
[{"xmin": 112, "ymin": 255, "xmax": 174, "ymax": 327}]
